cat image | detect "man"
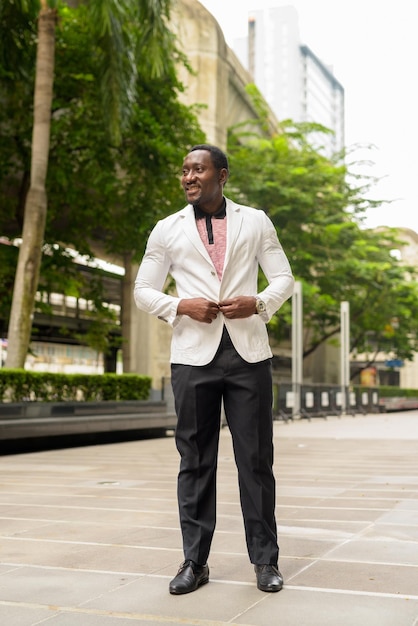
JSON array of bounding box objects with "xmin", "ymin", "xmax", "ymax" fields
[{"xmin": 134, "ymin": 144, "xmax": 294, "ymax": 594}]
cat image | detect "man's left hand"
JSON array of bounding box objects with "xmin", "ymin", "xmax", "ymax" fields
[{"xmin": 218, "ymin": 296, "xmax": 257, "ymax": 319}]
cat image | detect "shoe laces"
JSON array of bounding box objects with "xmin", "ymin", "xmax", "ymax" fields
[
  {"xmin": 179, "ymin": 559, "xmax": 206, "ymax": 572},
  {"xmin": 257, "ymin": 564, "xmax": 280, "ymax": 574}
]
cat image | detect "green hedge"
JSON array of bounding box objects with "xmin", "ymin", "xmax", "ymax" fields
[
  {"xmin": 378, "ymin": 386, "xmax": 418, "ymax": 398},
  {"xmin": 0, "ymin": 369, "xmax": 152, "ymax": 402}
]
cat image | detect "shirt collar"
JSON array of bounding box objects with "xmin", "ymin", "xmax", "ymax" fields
[{"xmin": 193, "ymin": 198, "xmax": 226, "ymax": 220}]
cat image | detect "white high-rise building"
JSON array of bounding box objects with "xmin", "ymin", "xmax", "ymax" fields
[{"xmin": 234, "ymin": 5, "xmax": 345, "ymax": 158}]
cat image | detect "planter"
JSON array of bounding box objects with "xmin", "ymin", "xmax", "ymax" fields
[{"xmin": 0, "ymin": 400, "xmax": 177, "ymax": 441}]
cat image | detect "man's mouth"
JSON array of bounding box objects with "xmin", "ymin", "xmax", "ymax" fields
[{"xmin": 185, "ymin": 185, "xmax": 200, "ymax": 196}]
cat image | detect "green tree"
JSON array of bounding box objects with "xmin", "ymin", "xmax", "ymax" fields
[
  {"xmin": 46, "ymin": 9, "xmax": 205, "ymax": 369},
  {"xmin": 227, "ymin": 120, "xmax": 418, "ymax": 374},
  {"xmin": 4, "ymin": 0, "xmax": 57, "ymax": 369},
  {"xmin": 0, "ymin": 0, "xmax": 204, "ymax": 370},
  {"xmin": 1, "ymin": 0, "xmax": 179, "ymax": 368}
]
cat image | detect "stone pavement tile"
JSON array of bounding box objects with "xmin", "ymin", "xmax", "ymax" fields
[
  {"xmin": 377, "ymin": 509, "xmax": 418, "ymax": 525},
  {"xmin": 233, "ymin": 588, "xmax": 418, "ymax": 626},
  {"xmin": 203, "ymin": 553, "xmax": 255, "ymax": 585},
  {"xmin": 364, "ymin": 523, "xmax": 418, "ymax": 542},
  {"xmin": 1, "ymin": 412, "xmax": 418, "ymax": 626},
  {"xmin": 0, "ymin": 565, "xmax": 135, "ymax": 606},
  {"xmin": 82, "ymin": 574, "xmax": 264, "ymax": 624},
  {"xmin": 110, "ymin": 525, "xmax": 183, "ymax": 549},
  {"xmin": 311, "ymin": 496, "xmax": 402, "ymax": 509},
  {"xmin": 6, "ymin": 519, "xmax": 183, "ymax": 550},
  {"xmin": 364, "ymin": 480, "xmax": 418, "ymax": 490},
  {"xmin": 0, "ymin": 564, "xmax": 19, "ymax": 574},
  {"xmin": 278, "ymin": 485, "xmax": 345, "ymax": 497},
  {"xmin": 278, "ymin": 557, "xmax": 316, "ymax": 580},
  {"xmin": 33, "ymin": 612, "xmax": 244, "ymax": 626},
  {"xmin": 0, "ymin": 458, "xmax": 93, "ymax": 474},
  {"xmin": 0, "ymin": 536, "xmax": 86, "ymax": 568},
  {"xmin": 0, "ymin": 478, "xmax": 164, "ymax": 493},
  {"xmin": 395, "ymin": 500, "xmax": 418, "ymax": 509},
  {"xmin": 212, "ymin": 502, "xmax": 243, "ymax": 517},
  {"xmin": 208, "ymin": 530, "xmax": 248, "ymax": 555},
  {"xmin": 212, "ymin": 514, "xmax": 249, "ymax": 534},
  {"xmin": 326, "ymin": 537, "xmax": 418, "ymax": 566},
  {"xmin": 341, "ymin": 487, "xmax": 418, "ymax": 499},
  {"xmin": 0, "ymin": 518, "xmax": 52, "ymax": 535},
  {"xmin": 0, "ymin": 604, "xmax": 52, "ymax": 626},
  {"xmin": 60, "ymin": 544, "xmax": 183, "ymax": 574},
  {"xmin": 278, "ymin": 520, "xmax": 369, "ymax": 536},
  {"xmin": 278, "ymin": 536, "xmax": 340, "ymax": 559},
  {"xmin": 91, "ymin": 543, "xmax": 181, "ymax": 574},
  {"xmin": 278, "ymin": 505, "xmax": 384, "ymax": 523},
  {"xmin": 0, "ymin": 537, "xmax": 181, "ymax": 574},
  {"xmin": 0, "ymin": 491, "xmax": 179, "ymax": 514},
  {"xmin": 2, "ymin": 521, "xmax": 181, "ymax": 547},
  {"xmin": 0, "ymin": 502, "xmax": 181, "ymax": 527},
  {"xmin": 289, "ymin": 560, "xmax": 418, "ymax": 596},
  {"xmin": 279, "ymin": 496, "xmax": 341, "ymax": 508}
]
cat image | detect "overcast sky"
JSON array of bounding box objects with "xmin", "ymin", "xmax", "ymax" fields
[{"xmin": 198, "ymin": 0, "xmax": 416, "ymax": 233}]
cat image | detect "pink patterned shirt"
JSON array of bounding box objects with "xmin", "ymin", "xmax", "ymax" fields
[{"xmin": 196, "ymin": 214, "xmax": 227, "ymax": 281}]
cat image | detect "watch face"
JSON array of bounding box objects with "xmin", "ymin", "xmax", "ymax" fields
[{"xmin": 257, "ymin": 300, "xmax": 266, "ymax": 313}]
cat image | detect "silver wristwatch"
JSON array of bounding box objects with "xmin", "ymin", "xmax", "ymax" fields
[{"xmin": 255, "ymin": 298, "xmax": 266, "ymax": 314}]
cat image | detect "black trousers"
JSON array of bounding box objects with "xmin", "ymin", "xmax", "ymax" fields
[{"xmin": 171, "ymin": 328, "xmax": 279, "ymax": 566}]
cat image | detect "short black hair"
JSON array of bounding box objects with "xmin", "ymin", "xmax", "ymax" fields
[{"xmin": 190, "ymin": 144, "xmax": 229, "ymax": 172}]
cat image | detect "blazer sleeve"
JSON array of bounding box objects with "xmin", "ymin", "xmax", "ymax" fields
[
  {"xmin": 256, "ymin": 211, "xmax": 294, "ymax": 322},
  {"xmin": 133, "ymin": 221, "xmax": 180, "ymax": 326}
]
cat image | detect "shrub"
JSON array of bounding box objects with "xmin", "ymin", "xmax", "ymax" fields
[{"xmin": 0, "ymin": 370, "xmax": 151, "ymax": 402}]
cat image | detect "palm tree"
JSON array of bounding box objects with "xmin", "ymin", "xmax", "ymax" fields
[
  {"xmin": 3, "ymin": 0, "xmax": 174, "ymax": 368},
  {"xmin": 5, "ymin": 0, "xmax": 56, "ymax": 368}
]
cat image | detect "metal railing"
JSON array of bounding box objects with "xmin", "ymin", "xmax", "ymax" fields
[{"xmin": 273, "ymin": 382, "xmax": 380, "ymax": 421}]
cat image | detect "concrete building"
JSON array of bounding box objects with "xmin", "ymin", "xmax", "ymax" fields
[{"xmin": 234, "ymin": 5, "xmax": 345, "ymax": 158}]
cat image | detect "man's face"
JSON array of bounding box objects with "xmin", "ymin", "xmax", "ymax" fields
[{"xmin": 181, "ymin": 150, "xmax": 227, "ymax": 213}]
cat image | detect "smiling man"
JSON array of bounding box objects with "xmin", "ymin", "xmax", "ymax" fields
[{"xmin": 134, "ymin": 144, "xmax": 294, "ymax": 595}]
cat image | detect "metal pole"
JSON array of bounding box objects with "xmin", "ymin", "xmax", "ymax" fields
[
  {"xmin": 340, "ymin": 301, "xmax": 350, "ymax": 414},
  {"xmin": 292, "ymin": 281, "xmax": 303, "ymax": 418}
]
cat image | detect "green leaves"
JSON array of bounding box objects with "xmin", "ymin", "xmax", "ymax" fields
[
  {"xmin": 0, "ymin": 0, "xmax": 205, "ymax": 365},
  {"xmin": 227, "ymin": 121, "xmax": 418, "ymax": 367}
]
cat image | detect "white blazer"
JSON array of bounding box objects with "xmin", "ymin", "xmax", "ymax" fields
[{"xmin": 134, "ymin": 198, "xmax": 294, "ymax": 365}]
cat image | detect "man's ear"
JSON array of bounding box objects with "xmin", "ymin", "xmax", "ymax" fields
[{"xmin": 220, "ymin": 168, "xmax": 229, "ymax": 185}]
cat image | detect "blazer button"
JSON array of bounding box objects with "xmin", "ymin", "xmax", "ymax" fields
[{"xmin": 211, "ymin": 271, "xmax": 216, "ymax": 276}]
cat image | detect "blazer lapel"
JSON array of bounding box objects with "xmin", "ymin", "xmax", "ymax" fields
[
  {"xmin": 179, "ymin": 200, "xmax": 243, "ymax": 272},
  {"xmin": 180, "ymin": 205, "xmax": 214, "ymax": 266},
  {"xmin": 223, "ymin": 200, "xmax": 243, "ymax": 270}
]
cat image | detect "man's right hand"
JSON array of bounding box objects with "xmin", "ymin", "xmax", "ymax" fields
[{"xmin": 177, "ymin": 298, "xmax": 219, "ymax": 324}]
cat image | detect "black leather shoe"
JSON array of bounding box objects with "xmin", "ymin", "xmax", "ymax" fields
[
  {"xmin": 254, "ymin": 564, "xmax": 283, "ymax": 592},
  {"xmin": 169, "ymin": 560, "xmax": 209, "ymax": 595}
]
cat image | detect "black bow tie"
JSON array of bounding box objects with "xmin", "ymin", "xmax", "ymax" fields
[{"xmin": 193, "ymin": 199, "xmax": 226, "ymax": 244}]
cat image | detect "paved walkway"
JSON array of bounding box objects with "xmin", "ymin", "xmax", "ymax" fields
[{"xmin": 1, "ymin": 410, "xmax": 418, "ymax": 626}]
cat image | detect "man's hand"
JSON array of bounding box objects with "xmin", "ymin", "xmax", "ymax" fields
[
  {"xmin": 218, "ymin": 296, "xmax": 257, "ymax": 319},
  {"xmin": 177, "ymin": 298, "xmax": 220, "ymax": 324}
]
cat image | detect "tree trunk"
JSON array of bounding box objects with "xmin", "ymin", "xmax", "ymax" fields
[{"xmin": 5, "ymin": 4, "xmax": 57, "ymax": 368}]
